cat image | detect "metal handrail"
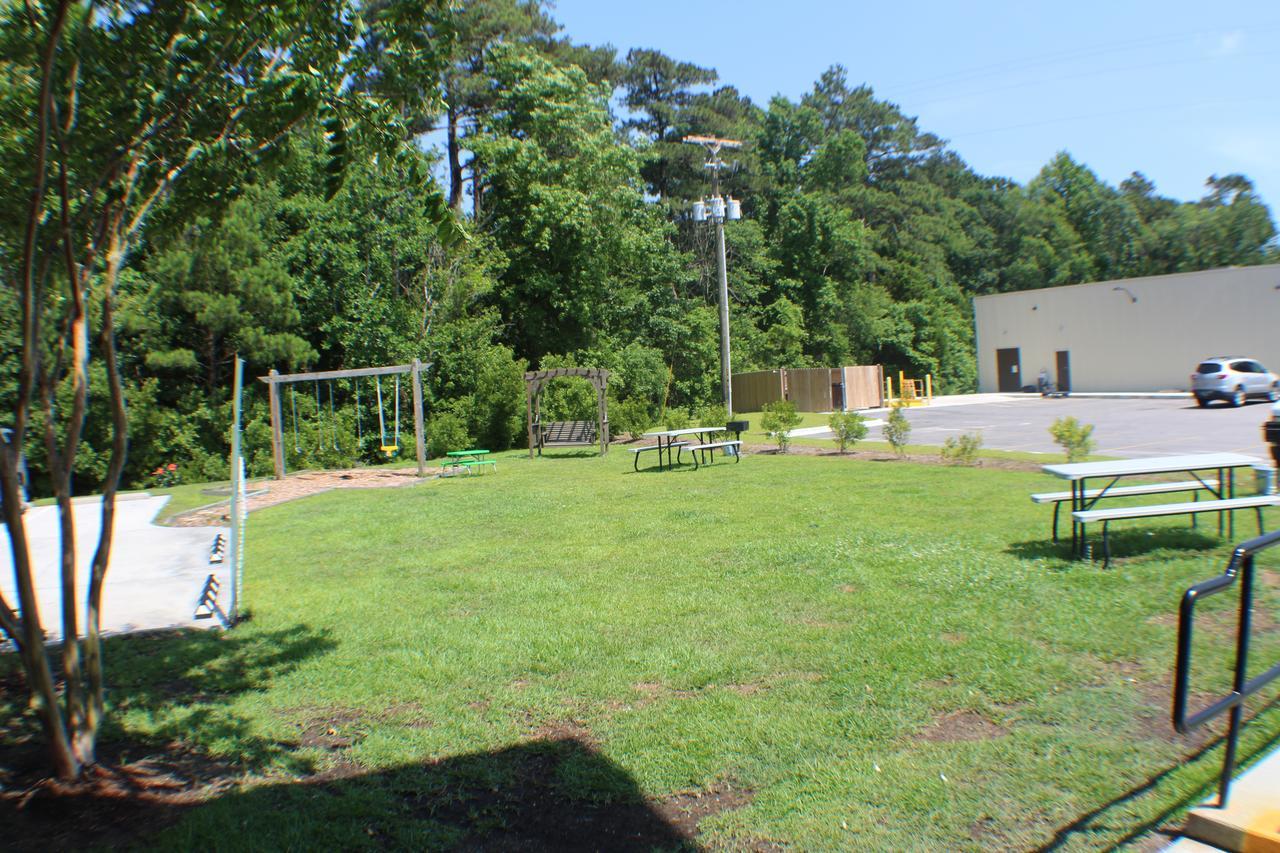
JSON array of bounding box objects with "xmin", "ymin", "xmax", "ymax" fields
[{"xmin": 1173, "ymin": 527, "xmax": 1280, "ymax": 806}]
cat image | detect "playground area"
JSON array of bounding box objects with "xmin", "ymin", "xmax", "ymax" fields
[{"xmin": 3, "ymin": 448, "xmax": 1279, "ymax": 850}]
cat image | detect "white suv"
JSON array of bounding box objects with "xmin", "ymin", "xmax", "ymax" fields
[{"xmin": 1191, "ymin": 358, "xmax": 1280, "ymax": 407}]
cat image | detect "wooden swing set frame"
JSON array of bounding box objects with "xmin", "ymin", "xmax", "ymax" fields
[{"xmin": 260, "ymin": 360, "xmax": 430, "ymax": 480}]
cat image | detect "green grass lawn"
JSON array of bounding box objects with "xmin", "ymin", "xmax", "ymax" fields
[{"xmin": 7, "ymin": 448, "xmax": 1280, "ymax": 849}]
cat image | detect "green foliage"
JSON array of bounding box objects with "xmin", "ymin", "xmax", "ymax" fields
[
  {"xmin": 1049, "ymin": 416, "xmax": 1096, "ymax": 462},
  {"xmin": 828, "ymin": 411, "xmax": 869, "ymax": 453},
  {"xmin": 428, "ymin": 412, "xmax": 472, "ymax": 459},
  {"xmin": 941, "ymin": 432, "xmax": 984, "ymax": 466},
  {"xmin": 760, "ymin": 400, "xmax": 802, "ymax": 452},
  {"xmin": 662, "ymin": 408, "xmax": 692, "ymax": 431},
  {"xmin": 698, "ymin": 404, "xmax": 729, "ymax": 428},
  {"xmin": 883, "ymin": 405, "xmax": 912, "ymax": 457},
  {"xmin": 609, "ymin": 398, "xmax": 654, "ymax": 440}
]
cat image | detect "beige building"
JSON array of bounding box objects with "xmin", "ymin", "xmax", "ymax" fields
[{"xmin": 973, "ymin": 264, "xmax": 1280, "ymax": 393}]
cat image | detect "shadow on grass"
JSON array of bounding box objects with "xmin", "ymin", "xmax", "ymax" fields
[
  {"xmin": 1, "ymin": 622, "xmax": 338, "ymax": 785},
  {"xmin": 1036, "ymin": 694, "xmax": 1280, "ymax": 850},
  {"xmin": 1007, "ymin": 528, "xmax": 1224, "ymax": 564},
  {"xmin": 6, "ymin": 735, "xmax": 703, "ymax": 852}
]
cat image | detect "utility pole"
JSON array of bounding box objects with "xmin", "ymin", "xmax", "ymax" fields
[{"xmin": 684, "ymin": 135, "xmax": 742, "ymax": 414}]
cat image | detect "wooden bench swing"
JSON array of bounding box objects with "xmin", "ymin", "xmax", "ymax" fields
[{"xmin": 525, "ymin": 367, "xmax": 610, "ymax": 457}]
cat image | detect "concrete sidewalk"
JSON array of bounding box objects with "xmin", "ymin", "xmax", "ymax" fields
[
  {"xmin": 0, "ymin": 495, "xmax": 230, "ymax": 641},
  {"xmin": 1166, "ymin": 745, "xmax": 1280, "ymax": 851}
]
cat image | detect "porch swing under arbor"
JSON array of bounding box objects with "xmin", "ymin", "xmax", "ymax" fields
[{"xmin": 525, "ymin": 368, "xmax": 610, "ymax": 457}]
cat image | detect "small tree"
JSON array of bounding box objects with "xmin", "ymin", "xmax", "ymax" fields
[
  {"xmin": 698, "ymin": 403, "xmax": 729, "ymax": 428},
  {"xmin": 941, "ymin": 432, "xmax": 983, "ymax": 466},
  {"xmin": 1050, "ymin": 416, "xmax": 1095, "ymax": 462},
  {"xmin": 828, "ymin": 411, "xmax": 868, "ymax": 454},
  {"xmin": 761, "ymin": 400, "xmax": 802, "ymax": 453},
  {"xmin": 884, "ymin": 405, "xmax": 912, "ymax": 457}
]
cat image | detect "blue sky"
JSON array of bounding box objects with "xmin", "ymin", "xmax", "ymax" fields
[{"xmin": 548, "ymin": 0, "xmax": 1280, "ymax": 216}]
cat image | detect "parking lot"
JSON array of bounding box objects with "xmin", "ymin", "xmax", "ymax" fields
[{"xmin": 838, "ymin": 394, "xmax": 1277, "ymax": 459}]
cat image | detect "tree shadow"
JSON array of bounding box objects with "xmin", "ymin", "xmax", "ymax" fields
[
  {"xmin": 1035, "ymin": 694, "xmax": 1280, "ymax": 850},
  {"xmin": 5, "ymin": 735, "xmax": 711, "ymax": 852},
  {"xmin": 0, "ymin": 623, "xmax": 338, "ymax": 783}
]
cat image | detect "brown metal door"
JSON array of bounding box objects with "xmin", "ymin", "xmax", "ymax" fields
[
  {"xmin": 996, "ymin": 348, "xmax": 1021, "ymax": 392},
  {"xmin": 1055, "ymin": 350, "xmax": 1071, "ymax": 393}
]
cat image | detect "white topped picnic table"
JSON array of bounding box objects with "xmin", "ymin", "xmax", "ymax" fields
[
  {"xmin": 638, "ymin": 426, "xmax": 727, "ymax": 471},
  {"xmin": 1042, "ymin": 453, "xmax": 1262, "ymax": 481},
  {"xmin": 1042, "ymin": 452, "xmax": 1264, "ymax": 555}
]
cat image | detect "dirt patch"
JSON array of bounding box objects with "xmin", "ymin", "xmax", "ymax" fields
[
  {"xmin": 654, "ymin": 781, "xmax": 759, "ymax": 840},
  {"xmin": 940, "ymin": 632, "xmax": 967, "ymax": 645},
  {"xmin": 171, "ymin": 467, "xmax": 427, "ymax": 527},
  {"xmin": 916, "ymin": 710, "xmax": 1009, "ymax": 742},
  {"xmin": 742, "ymin": 443, "xmax": 1045, "ymax": 472},
  {"xmin": 0, "ymin": 740, "xmax": 245, "ymax": 853}
]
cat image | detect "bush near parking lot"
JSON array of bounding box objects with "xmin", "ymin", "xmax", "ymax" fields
[
  {"xmin": 941, "ymin": 431, "xmax": 983, "ymax": 465},
  {"xmin": 883, "ymin": 405, "xmax": 912, "ymax": 457},
  {"xmin": 828, "ymin": 411, "xmax": 869, "ymax": 454},
  {"xmin": 1050, "ymin": 416, "xmax": 1095, "ymax": 462},
  {"xmin": 762, "ymin": 401, "xmax": 803, "ymax": 453}
]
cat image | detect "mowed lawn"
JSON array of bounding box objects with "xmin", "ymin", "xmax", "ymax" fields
[{"xmin": 30, "ymin": 449, "xmax": 1280, "ymax": 848}]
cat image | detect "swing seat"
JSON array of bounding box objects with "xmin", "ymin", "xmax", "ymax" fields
[{"xmin": 380, "ymin": 444, "xmax": 400, "ymax": 457}]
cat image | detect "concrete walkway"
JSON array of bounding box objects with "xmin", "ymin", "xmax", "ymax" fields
[
  {"xmin": 1166, "ymin": 746, "xmax": 1280, "ymax": 850},
  {"xmin": 0, "ymin": 495, "xmax": 230, "ymax": 642}
]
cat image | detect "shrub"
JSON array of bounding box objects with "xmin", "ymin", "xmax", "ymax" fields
[
  {"xmin": 883, "ymin": 405, "xmax": 911, "ymax": 457},
  {"xmin": 611, "ymin": 398, "xmax": 654, "ymax": 440},
  {"xmin": 1050, "ymin": 416, "xmax": 1095, "ymax": 462},
  {"xmin": 828, "ymin": 411, "xmax": 868, "ymax": 454},
  {"xmin": 940, "ymin": 432, "xmax": 983, "ymax": 466},
  {"xmin": 699, "ymin": 403, "xmax": 729, "ymax": 428},
  {"xmin": 427, "ymin": 411, "xmax": 472, "ymax": 459},
  {"xmin": 761, "ymin": 400, "xmax": 802, "ymax": 453},
  {"xmin": 663, "ymin": 407, "xmax": 691, "ymax": 431}
]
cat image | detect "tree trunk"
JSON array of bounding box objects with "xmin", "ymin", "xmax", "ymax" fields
[{"xmin": 446, "ymin": 103, "xmax": 463, "ymax": 215}]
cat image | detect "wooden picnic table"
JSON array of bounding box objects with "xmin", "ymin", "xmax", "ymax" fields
[{"xmin": 1041, "ymin": 452, "xmax": 1264, "ymax": 557}]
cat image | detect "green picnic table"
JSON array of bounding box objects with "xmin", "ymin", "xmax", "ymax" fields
[{"xmin": 445, "ymin": 449, "xmax": 496, "ymax": 475}]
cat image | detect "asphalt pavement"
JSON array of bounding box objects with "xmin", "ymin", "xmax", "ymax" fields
[{"xmin": 813, "ymin": 394, "xmax": 1277, "ymax": 459}]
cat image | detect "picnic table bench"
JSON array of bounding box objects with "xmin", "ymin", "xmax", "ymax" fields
[
  {"xmin": 633, "ymin": 427, "xmax": 737, "ymax": 471},
  {"xmin": 1032, "ymin": 479, "xmax": 1219, "ymax": 541},
  {"xmin": 444, "ymin": 449, "xmax": 495, "ymax": 475},
  {"xmin": 685, "ymin": 440, "xmax": 741, "ymax": 469},
  {"xmin": 1041, "ymin": 453, "xmax": 1264, "ymax": 557},
  {"xmin": 1074, "ymin": 495, "xmax": 1280, "ymax": 567}
]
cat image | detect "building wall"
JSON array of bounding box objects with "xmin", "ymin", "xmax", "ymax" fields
[{"xmin": 973, "ymin": 264, "xmax": 1280, "ymax": 393}]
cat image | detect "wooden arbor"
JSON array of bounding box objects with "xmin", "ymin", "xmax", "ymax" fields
[
  {"xmin": 260, "ymin": 360, "xmax": 429, "ymax": 479},
  {"xmin": 525, "ymin": 368, "xmax": 609, "ymax": 458}
]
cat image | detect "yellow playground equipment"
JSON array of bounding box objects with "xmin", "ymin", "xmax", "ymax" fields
[{"xmin": 884, "ymin": 372, "xmax": 933, "ymax": 406}]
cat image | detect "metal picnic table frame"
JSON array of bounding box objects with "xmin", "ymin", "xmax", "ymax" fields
[
  {"xmin": 1041, "ymin": 452, "xmax": 1263, "ymax": 558},
  {"xmin": 635, "ymin": 426, "xmax": 728, "ymax": 471}
]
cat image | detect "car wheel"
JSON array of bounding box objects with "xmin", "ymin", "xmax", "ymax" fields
[
  {"xmin": 1231, "ymin": 386, "xmax": 1246, "ymax": 407},
  {"xmin": 1195, "ymin": 394, "xmax": 1209, "ymax": 408}
]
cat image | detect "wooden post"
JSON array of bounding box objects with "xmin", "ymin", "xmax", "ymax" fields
[
  {"xmin": 526, "ymin": 382, "xmax": 536, "ymax": 459},
  {"xmin": 267, "ymin": 369, "xmax": 285, "ymax": 480},
  {"xmin": 598, "ymin": 381, "xmax": 608, "ymax": 455},
  {"xmin": 411, "ymin": 359, "xmax": 426, "ymax": 476}
]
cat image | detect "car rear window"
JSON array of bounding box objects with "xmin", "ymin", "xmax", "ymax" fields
[{"xmin": 1197, "ymin": 362, "xmax": 1223, "ymax": 374}]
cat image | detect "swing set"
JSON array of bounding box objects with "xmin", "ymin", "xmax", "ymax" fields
[{"xmin": 261, "ymin": 360, "xmax": 430, "ymax": 479}]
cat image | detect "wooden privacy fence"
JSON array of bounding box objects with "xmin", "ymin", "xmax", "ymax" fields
[{"xmin": 730, "ymin": 365, "xmax": 884, "ymax": 412}]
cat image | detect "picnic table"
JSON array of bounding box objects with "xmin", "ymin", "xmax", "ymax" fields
[
  {"xmin": 1040, "ymin": 452, "xmax": 1270, "ymax": 560},
  {"xmin": 632, "ymin": 426, "xmax": 740, "ymax": 471},
  {"xmin": 445, "ymin": 448, "xmax": 495, "ymax": 475}
]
